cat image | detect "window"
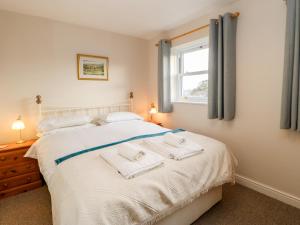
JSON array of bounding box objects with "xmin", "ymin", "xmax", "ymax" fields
[{"xmin": 171, "ymin": 38, "xmax": 209, "ymax": 103}]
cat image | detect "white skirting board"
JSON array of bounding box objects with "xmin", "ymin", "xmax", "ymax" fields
[{"xmin": 236, "ymin": 174, "xmax": 300, "ymax": 209}]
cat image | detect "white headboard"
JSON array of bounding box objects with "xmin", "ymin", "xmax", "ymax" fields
[{"xmin": 35, "ymin": 92, "xmax": 134, "ymax": 121}]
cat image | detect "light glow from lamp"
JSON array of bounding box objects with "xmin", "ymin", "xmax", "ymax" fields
[
  {"xmin": 149, "ymin": 103, "xmax": 157, "ymax": 122},
  {"xmin": 11, "ymin": 115, "xmax": 25, "ymax": 144},
  {"xmin": 149, "ymin": 107, "xmax": 157, "ymax": 114},
  {"xmin": 12, "ymin": 119, "xmax": 25, "ymax": 130}
]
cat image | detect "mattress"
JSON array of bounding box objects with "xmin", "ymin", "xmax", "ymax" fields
[{"xmin": 27, "ymin": 120, "xmax": 236, "ymax": 225}]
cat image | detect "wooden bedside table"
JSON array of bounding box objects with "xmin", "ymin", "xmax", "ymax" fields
[
  {"xmin": 0, "ymin": 140, "xmax": 42, "ymax": 199},
  {"xmin": 148, "ymin": 121, "xmax": 163, "ymax": 127}
]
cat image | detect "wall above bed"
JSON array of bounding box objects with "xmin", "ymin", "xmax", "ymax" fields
[{"xmin": 0, "ymin": 10, "xmax": 149, "ymax": 143}]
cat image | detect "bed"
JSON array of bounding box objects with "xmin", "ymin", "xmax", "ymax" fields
[{"xmin": 26, "ymin": 95, "xmax": 236, "ymax": 225}]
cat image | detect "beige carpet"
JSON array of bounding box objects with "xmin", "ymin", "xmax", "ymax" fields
[{"xmin": 0, "ymin": 184, "xmax": 299, "ymax": 225}]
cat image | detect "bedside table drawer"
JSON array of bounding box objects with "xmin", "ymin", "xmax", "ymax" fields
[
  {"xmin": 0, "ymin": 149, "xmax": 33, "ymax": 166},
  {"xmin": 0, "ymin": 172, "xmax": 40, "ymax": 191},
  {"xmin": 0, "ymin": 180, "xmax": 42, "ymax": 199},
  {"xmin": 0, "ymin": 162, "xmax": 38, "ymax": 180}
]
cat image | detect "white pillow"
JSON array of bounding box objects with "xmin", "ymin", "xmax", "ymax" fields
[
  {"xmin": 37, "ymin": 123, "xmax": 96, "ymax": 137},
  {"xmin": 37, "ymin": 115, "xmax": 92, "ymax": 133},
  {"xmin": 27, "ymin": 124, "xmax": 96, "ymax": 159},
  {"xmin": 104, "ymin": 112, "xmax": 143, "ymax": 123}
]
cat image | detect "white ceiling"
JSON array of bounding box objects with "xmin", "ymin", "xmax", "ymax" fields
[{"xmin": 0, "ymin": 0, "xmax": 238, "ymax": 39}]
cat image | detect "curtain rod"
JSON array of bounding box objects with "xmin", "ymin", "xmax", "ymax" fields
[{"xmin": 155, "ymin": 12, "xmax": 240, "ymax": 47}]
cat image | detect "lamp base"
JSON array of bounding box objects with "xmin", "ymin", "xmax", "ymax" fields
[{"xmin": 16, "ymin": 140, "xmax": 25, "ymax": 144}]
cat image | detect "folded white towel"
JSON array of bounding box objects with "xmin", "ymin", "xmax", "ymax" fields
[
  {"xmin": 118, "ymin": 143, "xmax": 145, "ymax": 161},
  {"xmin": 100, "ymin": 144, "xmax": 164, "ymax": 179},
  {"xmin": 163, "ymin": 133, "xmax": 186, "ymax": 147},
  {"xmin": 144, "ymin": 137, "xmax": 204, "ymax": 160}
]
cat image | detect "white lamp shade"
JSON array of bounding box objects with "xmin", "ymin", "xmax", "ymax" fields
[
  {"xmin": 149, "ymin": 107, "xmax": 157, "ymax": 114},
  {"xmin": 12, "ymin": 119, "xmax": 25, "ymax": 130}
]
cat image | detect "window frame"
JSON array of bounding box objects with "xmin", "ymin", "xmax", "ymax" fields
[{"xmin": 171, "ymin": 38, "xmax": 209, "ymax": 104}]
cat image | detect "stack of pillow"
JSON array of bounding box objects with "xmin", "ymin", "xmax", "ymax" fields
[
  {"xmin": 37, "ymin": 114, "xmax": 94, "ymax": 137},
  {"xmin": 37, "ymin": 112, "xmax": 144, "ymax": 137},
  {"xmin": 96, "ymin": 112, "xmax": 143, "ymax": 125}
]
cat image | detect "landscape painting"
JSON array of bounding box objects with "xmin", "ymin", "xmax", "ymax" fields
[{"xmin": 77, "ymin": 54, "xmax": 109, "ymax": 80}]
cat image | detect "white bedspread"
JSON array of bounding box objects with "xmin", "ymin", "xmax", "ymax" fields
[{"xmin": 28, "ymin": 120, "xmax": 236, "ymax": 225}]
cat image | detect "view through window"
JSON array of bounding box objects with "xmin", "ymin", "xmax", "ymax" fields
[{"xmin": 171, "ymin": 39, "xmax": 209, "ymax": 103}]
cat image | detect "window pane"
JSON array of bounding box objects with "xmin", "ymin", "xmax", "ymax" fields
[
  {"xmin": 182, "ymin": 74, "xmax": 208, "ymax": 100},
  {"xmin": 183, "ymin": 48, "xmax": 208, "ymax": 73}
]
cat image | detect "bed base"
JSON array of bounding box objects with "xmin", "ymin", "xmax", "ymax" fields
[{"xmin": 156, "ymin": 186, "xmax": 222, "ymax": 225}]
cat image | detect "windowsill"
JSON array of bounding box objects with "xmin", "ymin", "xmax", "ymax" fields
[{"xmin": 172, "ymin": 101, "xmax": 208, "ymax": 105}]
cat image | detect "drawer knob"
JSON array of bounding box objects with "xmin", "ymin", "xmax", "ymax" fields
[
  {"xmin": 27, "ymin": 177, "xmax": 32, "ymax": 182},
  {"xmin": 0, "ymin": 156, "xmax": 6, "ymax": 161},
  {"xmin": 3, "ymin": 183, "xmax": 8, "ymax": 187},
  {"xmin": 10, "ymin": 169, "xmax": 16, "ymax": 173}
]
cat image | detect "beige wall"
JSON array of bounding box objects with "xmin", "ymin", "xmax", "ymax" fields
[
  {"xmin": 1, "ymin": 0, "xmax": 299, "ymax": 202},
  {"xmin": 148, "ymin": 0, "xmax": 300, "ymax": 198},
  {"xmin": 0, "ymin": 10, "xmax": 149, "ymax": 144}
]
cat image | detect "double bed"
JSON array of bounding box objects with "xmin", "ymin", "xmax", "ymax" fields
[{"xmin": 26, "ymin": 95, "xmax": 236, "ymax": 225}]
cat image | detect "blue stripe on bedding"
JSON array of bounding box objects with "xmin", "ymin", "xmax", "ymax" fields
[{"xmin": 55, "ymin": 128, "xmax": 185, "ymax": 165}]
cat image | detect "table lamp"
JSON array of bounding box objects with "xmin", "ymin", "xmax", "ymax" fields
[
  {"xmin": 149, "ymin": 103, "xmax": 157, "ymax": 122},
  {"xmin": 12, "ymin": 115, "xmax": 25, "ymax": 144}
]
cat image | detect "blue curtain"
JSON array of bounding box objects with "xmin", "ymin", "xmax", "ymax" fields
[
  {"xmin": 281, "ymin": 0, "xmax": 300, "ymax": 131},
  {"xmin": 208, "ymin": 13, "xmax": 238, "ymax": 121},
  {"xmin": 158, "ymin": 40, "xmax": 173, "ymax": 113}
]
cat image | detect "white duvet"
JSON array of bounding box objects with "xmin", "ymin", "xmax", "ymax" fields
[{"xmin": 27, "ymin": 120, "xmax": 237, "ymax": 225}]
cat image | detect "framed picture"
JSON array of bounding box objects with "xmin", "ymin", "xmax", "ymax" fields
[{"xmin": 77, "ymin": 54, "xmax": 109, "ymax": 81}]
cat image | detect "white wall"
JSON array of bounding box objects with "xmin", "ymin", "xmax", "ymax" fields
[
  {"xmin": 148, "ymin": 0, "xmax": 300, "ymax": 199},
  {"xmin": 0, "ymin": 10, "xmax": 149, "ymax": 143}
]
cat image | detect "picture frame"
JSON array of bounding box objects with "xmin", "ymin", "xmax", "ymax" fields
[{"xmin": 77, "ymin": 54, "xmax": 109, "ymax": 81}]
